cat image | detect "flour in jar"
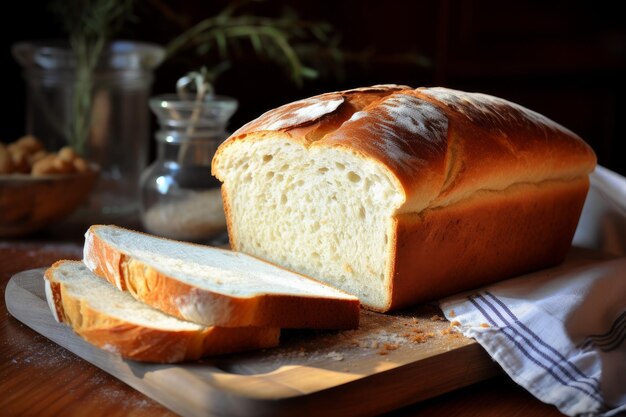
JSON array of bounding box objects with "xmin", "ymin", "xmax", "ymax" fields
[{"xmin": 142, "ymin": 188, "xmax": 226, "ymax": 242}]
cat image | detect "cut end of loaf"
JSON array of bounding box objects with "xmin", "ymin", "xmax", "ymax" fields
[{"xmin": 215, "ymin": 136, "xmax": 404, "ymax": 310}]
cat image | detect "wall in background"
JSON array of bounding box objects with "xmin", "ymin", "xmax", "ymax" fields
[{"xmin": 2, "ymin": 0, "xmax": 625, "ymax": 174}]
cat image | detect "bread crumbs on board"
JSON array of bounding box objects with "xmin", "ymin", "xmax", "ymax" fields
[
  {"xmin": 377, "ymin": 342, "xmax": 400, "ymax": 355},
  {"xmin": 408, "ymin": 330, "xmax": 436, "ymax": 343},
  {"xmin": 235, "ymin": 307, "xmax": 470, "ymax": 373}
]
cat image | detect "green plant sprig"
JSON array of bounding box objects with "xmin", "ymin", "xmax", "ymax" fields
[{"xmin": 165, "ymin": 12, "xmax": 333, "ymax": 87}]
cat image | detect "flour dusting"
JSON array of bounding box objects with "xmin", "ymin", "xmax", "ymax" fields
[
  {"xmin": 418, "ymin": 87, "xmax": 570, "ymax": 138},
  {"xmin": 329, "ymin": 93, "xmax": 448, "ymax": 170},
  {"xmin": 236, "ymin": 95, "xmax": 345, "ymax": 133},
  {"xmin": 377, "ymin": 94, "xmax": 448, "ymax": 150}
]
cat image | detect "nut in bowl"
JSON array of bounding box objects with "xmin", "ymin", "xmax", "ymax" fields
[{"xmin": 0, "ymin": 136, "xmax": 99, "ymax": 237}]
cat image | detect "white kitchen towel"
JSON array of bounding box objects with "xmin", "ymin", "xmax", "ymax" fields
[
  {"xmin": 574, "ymin": 166, "xmax": 626, "ymax": 257},
  {"xmin": 440, "ymin": 167, "xmax": 626, "ymax": 417}
]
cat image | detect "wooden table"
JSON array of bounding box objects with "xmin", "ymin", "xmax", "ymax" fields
[{"xmin": 0, "ymin": 226, "xmax": 565, "ymax": 416}]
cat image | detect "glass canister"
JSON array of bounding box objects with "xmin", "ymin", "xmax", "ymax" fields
[
  {"xmin": 12, "ymin": 40, "xmax": 165, "ymax": 223},
  {"xmin": 140, "ymin": 94, "xmax": 238, "ymax": 242}
]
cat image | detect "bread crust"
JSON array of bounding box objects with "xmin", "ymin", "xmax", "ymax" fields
[
  {"xmin": 45, "ymin": 261, "xmax": 279, "ymax": 363},
  {"xmin": 212, "ymin": 85, "xmax": 597, "ymax": 311},
  {"xmin": 84, "ymin": 225, "xmax": 360, "ymax": 329},
  {"xmin": 386, "ymin": 177, "xmax": 590, "ymax": 310}
]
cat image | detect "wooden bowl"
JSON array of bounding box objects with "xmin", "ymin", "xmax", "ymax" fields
[{"xmin": 0, "ymin": 169, "xmax": 98, "ymax": 237}]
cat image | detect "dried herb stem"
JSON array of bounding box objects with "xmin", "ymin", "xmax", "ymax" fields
[{"xmin": 50, "ymin": 0, "xmax": 134, "ymax": 154}]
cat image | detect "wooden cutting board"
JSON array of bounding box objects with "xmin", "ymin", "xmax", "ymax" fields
[{"xmin": 6, "ymin": 268, "xmax": 500, "ymax": 417}]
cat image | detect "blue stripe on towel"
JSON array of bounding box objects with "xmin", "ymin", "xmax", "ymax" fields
[
  {"xmin": 484, "ymin": 291, "xmax": 602, "ymax": 385},
  {"xmin": 468, "ymin": 293, "xmax": 605, "ymax": 407}
]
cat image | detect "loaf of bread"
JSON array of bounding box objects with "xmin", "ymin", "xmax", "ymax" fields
[
  {"xmin": 212, "ymin": 85, "xmax": 597, "ymax": 311},
  {"xmin": 45, "ymin": 261, "xmax": 279, "ymax": 363},
  {"xmin": 83, "ymin": 225, "xmax": 360, "ymax": 329}
]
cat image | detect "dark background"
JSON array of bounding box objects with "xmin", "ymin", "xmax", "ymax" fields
[{"xmin": 3, "ymin": 0, "xmax": 626, "ymax": 175}]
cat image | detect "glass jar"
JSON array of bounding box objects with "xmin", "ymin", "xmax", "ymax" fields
[
  {"xmin": 140, "ymin": 94, "xmax": 238, "ymax": 242},
  {"xmin": 12, "ymin": 40, "xmax": 165, "ymax": 223}
]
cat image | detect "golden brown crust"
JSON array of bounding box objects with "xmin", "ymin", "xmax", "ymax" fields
[
  {"xmin": 76, "ymin": 324, "xmax": 279, "ymax": 363},
  {"xmin": 43, "ymin": 269, "xmax": 64, "ymax": 322},
  {"xmin": 84, "ymin": 225, "xmax": 360, "ymax": 329},
  {"xmin": 44, "ymin": 261, "xmax": 279, "ymax": 363},
  {"xmin": 386, "ymin": 177, "xmax": 590, "ymax": 310},
  {"xmin": 411, "ymin": 88, "xmax": 596, "ymax": 208}
]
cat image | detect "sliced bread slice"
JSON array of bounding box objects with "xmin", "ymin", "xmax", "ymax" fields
[
  {"xmin": 45, "ymin": 261, "xmax": 280, "ymax": 363},
  {"xmin": 83, "ymin": 225, "xmax": 360, "ymax": 329}
]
